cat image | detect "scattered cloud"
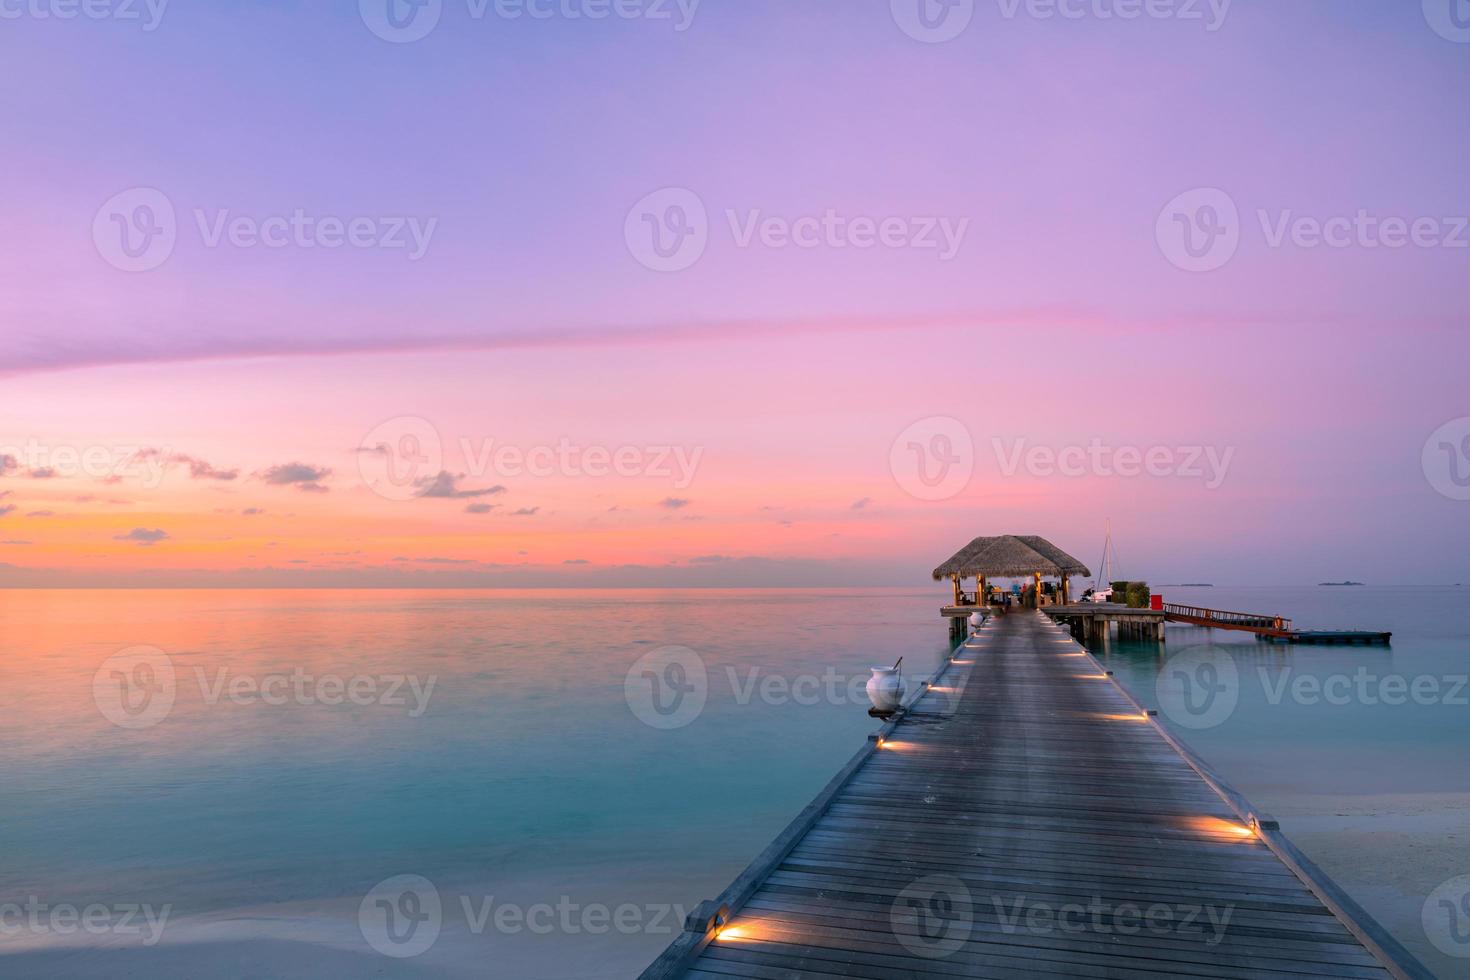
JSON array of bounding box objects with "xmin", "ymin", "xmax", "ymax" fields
[
  {"xmin": 464, "ymin": 503, "xmax": 497, "ymax": 514},
  {"xmin": 29, "ymin": 467, "xmax": 56, "ymax": 479},
  {"xmin": 242, "ymin": 507, "xmax": 265, "ymax": 516},
  {"xmin": 689, "ymin": 555, "xmax": 730, "ymax": 564},
  {"xmin": 416, "ymin": 472, "xmax": 506, "ymax": 500},
  {"xmin": 511, "ymin": 507, "xmax": 540, "ymax": 516},
  {"xmin": 260, "ymin": 463, "xmax": 332, "ymax": 493},
  {"xmin": 114, "ymin": 527, "xmax": 170, "ymax": 545},
  {"xmin": 563, "ymin": 558, "xmax": 590, "ymax": 565},
  {"xmin": 1, "ymin": 539, "xmax": 31, "ymax": 545},
  {"xmin": 136, "ymin": 449, "xmax": 239, "ymax": 481},
  {"xmin": 851, "ymin": 497, "xmax": 872, "ymax": 510},
  {"xmin": 0, "ymin": 455, "xmax": 18, "ymax": 476},
  {"xmin": 25, "ymin": 511, "xmax": 54, "ymax": 518},
  {"xmin": 0, "ymin": 506, "xmax": 15, "ymax": 518},
  {"xmin": 659, "ymin": 497, "xmax": 690, "ymax": 510}
]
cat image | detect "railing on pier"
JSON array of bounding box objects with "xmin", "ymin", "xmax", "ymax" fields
[{"xmin": 1162, "ymin": 602, "xmax": 1291, "ymax": 634}]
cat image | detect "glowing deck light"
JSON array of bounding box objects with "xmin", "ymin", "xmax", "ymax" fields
[
  {"xmin": 1095, "ymin": 712, "xmax": 1150, "ymax": 723},
  {"xmin": 1073, "ymin": 673, "xmax": 1109, "ymax": 680},
  {"xmin": 717, "ymin": 926, "xmax": 747, "ymax": 941},
  {"xmin": 1183, "ymin": 815, "xmax": 1257, "ymax": 838}
]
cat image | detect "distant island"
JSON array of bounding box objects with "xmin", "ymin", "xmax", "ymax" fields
[{"xmin": 1319, "ymin": 581, "xmax": 1365, "ymax": 587}]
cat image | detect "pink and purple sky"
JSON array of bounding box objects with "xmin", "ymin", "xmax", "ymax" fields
[{"xmin": 2, "ymin": 1, "xmax": 1467, "ymax": 586}]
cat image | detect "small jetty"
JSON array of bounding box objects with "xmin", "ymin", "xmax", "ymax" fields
[
  {"xmin": 1162, "ymin": 603, "xmax": 1392, "ymax": 646},
  {"xmin": 641, "ymin": 611, "xmax": 1428, "ymax": 979}
]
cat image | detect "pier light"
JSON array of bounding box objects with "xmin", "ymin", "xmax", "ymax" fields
[{"xmin": 717, "ymin": 926, "xmax": 747, "ymax": 942}]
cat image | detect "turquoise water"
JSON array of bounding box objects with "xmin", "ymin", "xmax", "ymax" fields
[{"xmin": 0, "ymin": 587, "xmax": 1464, "ymax": 977}]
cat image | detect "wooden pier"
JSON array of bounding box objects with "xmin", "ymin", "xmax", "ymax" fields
[
  {"xmin": 1163, "ymin": 603, "xmax": 1392, "ymax": 646},
  {"xmin": 641, "ymin": 612, "xmax": 1428, "ymax": 979}
]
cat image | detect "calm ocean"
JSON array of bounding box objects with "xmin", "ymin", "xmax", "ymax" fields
[{"xmin": 1, "ymin": 587, "xmax": 1465, "ymax": 977}]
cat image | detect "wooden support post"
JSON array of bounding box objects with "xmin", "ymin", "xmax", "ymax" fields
[
  {"xmin": 1034, "ymin": 571, "xmax": 1042, "ymax": 609},
  {"xmin": 1060, "ymin": 574, "xmax": 1069, "ymax": 607},
  {"xmin": 952, "ymin": 574, "xmax": 962, "ymax": 606},
  {"xmin": 979, "ymin": 575, "xmax": 988, "ymax": 608}
]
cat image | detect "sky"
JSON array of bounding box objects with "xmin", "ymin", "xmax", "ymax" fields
[{"xmin": 1, "ymin": 1, "xmax": 1468, "ymax": 586}]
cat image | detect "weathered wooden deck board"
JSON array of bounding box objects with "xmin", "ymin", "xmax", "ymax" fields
[{"xmin": 641, "ymin": 612, "xmax": 1429, "ymax": 980}]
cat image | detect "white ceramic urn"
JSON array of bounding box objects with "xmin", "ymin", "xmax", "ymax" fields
[{"xmin": 866, "ymin": 667, "xmax": 905, "ymax": 712}]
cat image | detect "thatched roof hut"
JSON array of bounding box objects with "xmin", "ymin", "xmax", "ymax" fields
[{"xmin": 931, "ymin": 535, "xmax": 1090, "ymax": 580}]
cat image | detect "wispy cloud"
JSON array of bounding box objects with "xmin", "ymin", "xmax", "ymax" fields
[
  {"xmin": 416, "ymin": 471, "xmax": 506, "ymax": 500},
  {"xmin": 464, "ymin": 503, "xmax": 497, "ymax": 514},
  {"xmin": 851, "ymin": 497, "xmax": 872, "ymax": 510},
  {"xmin": 114, "ymin": 527, "xmax": 170, "ymax": 545},
  {"xmin": 259, "ymin": 463, "xmax": 332, "ymax": 493},
  {"xmin": 135, "ymin": 449, "xmax": 240, "ymax": 481},
  {"xmin": 511, "ymin": 507, "xmax": 540, "ymax": 516},
  {"xmin": 659, "ymin": 497, "xmax": 690, "ymax": 510}
]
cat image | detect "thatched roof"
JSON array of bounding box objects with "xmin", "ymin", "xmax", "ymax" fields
[{"xmin": 932, "ymin": 535, "xmax": 1090, "ymax": 580}]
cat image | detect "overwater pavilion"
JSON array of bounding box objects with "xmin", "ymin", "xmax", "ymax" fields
[{"xmin": 932, "ymin": 534, "xmax": 1091, "ymax": 609}]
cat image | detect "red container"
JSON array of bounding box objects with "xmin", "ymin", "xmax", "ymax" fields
[{"xmin": 1150, "ymin": 594, "xmax": 1163, "ymax": 611}]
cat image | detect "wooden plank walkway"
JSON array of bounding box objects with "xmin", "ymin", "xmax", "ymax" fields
[{"xmin": 641, "ymin": 612, "xmax": 1429, "ymax": 980}]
